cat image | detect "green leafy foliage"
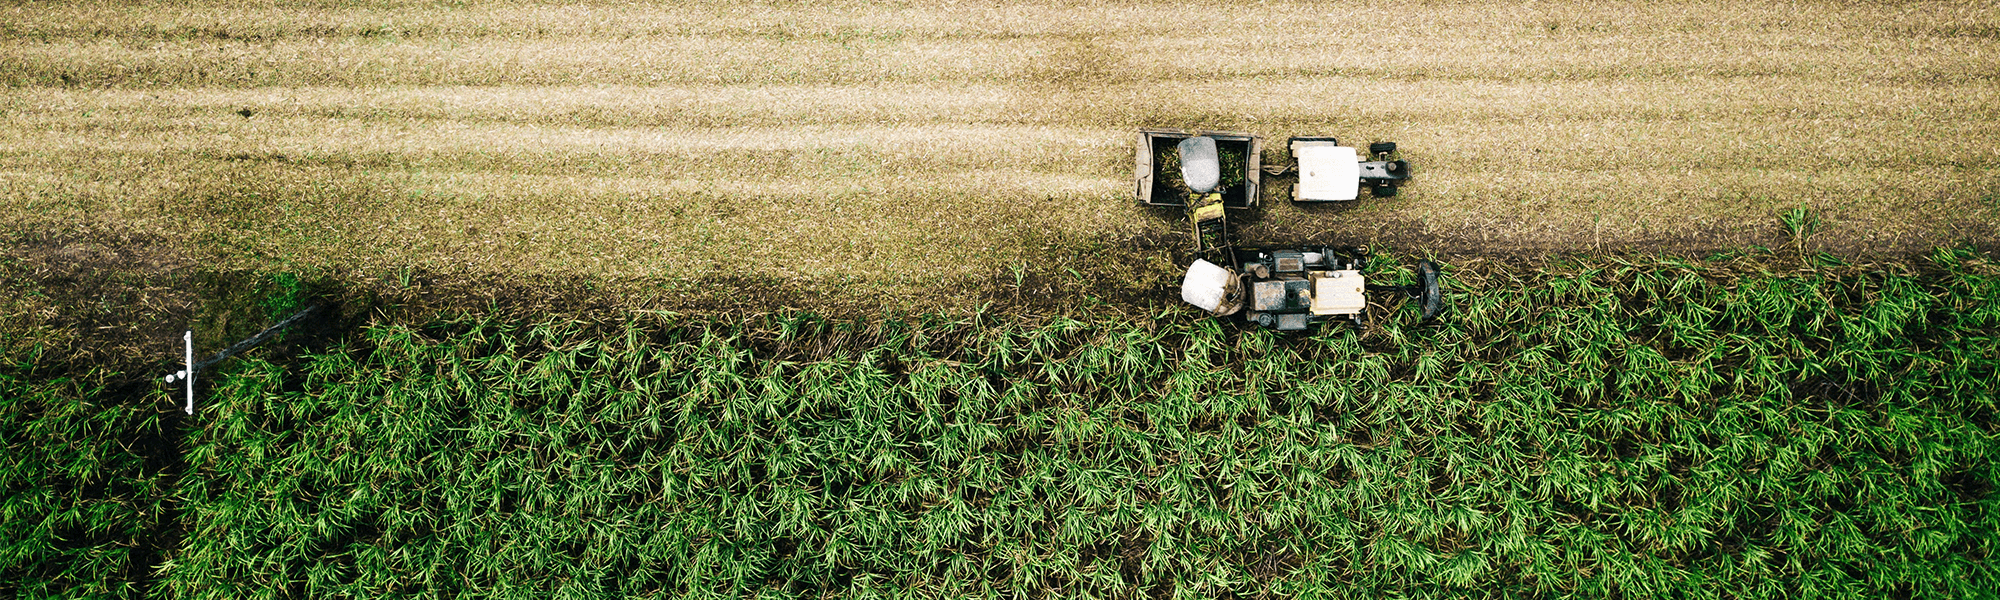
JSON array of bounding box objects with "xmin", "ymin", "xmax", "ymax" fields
[
  {"xmin": 10, "ymin": 251, "xmax": 2000, "ymax": 598},
  {"xmin": 257, "ymin": 273, "xmax": 307, "ymax": 321},
  {"xmin": 0, "ymin": 365, "xmax": 173, "ymax": 598},
  {"xmin": 1780, "ymin": 206, "xmax": 1822, "ymax": 256}
]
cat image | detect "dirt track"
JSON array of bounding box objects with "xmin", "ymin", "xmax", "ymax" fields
[{"xmin": 3, "ymin": 1, "xmax": 1997, "ymax": 313}]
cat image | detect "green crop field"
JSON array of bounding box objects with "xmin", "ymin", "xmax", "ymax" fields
[{"xmin": 5, "ymin": 251, "xmax": 1996, "ymax": 598}]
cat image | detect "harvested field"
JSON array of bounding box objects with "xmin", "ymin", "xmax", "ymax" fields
[{"xmin": 4, "ymin": 0, "xmax": 1998, "ymax": 311}]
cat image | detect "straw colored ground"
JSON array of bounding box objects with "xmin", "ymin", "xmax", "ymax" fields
[{"xmin": 3, "ymin": 0, "xmax": 1999, "ymax": 312}]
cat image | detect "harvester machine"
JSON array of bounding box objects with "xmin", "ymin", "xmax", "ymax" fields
[{"xmin": 1136, "ymin": 128, "xmax": 1440, "ymax": 331}]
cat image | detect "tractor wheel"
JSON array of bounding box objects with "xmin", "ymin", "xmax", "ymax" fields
[
  {"xmin": 1373, "ymin": 185, "xmax": 1398, "ymax": 198},
  {"xmin": 1416, "ymin": 260, "xmax": 1443, "ymax": 322},
  {"xmin": 1369, "ymin": 142, "xmax": 1397, "ymax": 155}
]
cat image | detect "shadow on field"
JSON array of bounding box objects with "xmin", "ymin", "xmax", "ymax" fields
[
  {"xmin": 11, "ymin": 217, "xmax": 2000, "ymax": 383},
  {"xmin": 0, "ymin": 225, "xmax": 370, "ymax": 595}
]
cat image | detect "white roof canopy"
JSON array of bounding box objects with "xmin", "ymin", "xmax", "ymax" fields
[{"xmin": 1294, "ymin": 142, "xmax": 1359, "ymax": 201}]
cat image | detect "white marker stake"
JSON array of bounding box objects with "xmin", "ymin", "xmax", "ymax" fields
[{"xmin": 183, "ymin": 330, "xmax": 194, "ymax": 415}]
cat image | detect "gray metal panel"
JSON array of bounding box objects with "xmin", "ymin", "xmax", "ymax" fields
[
  {"xmin": 1284, "ymin": 280, "xmax": 1313, "ymax": 309},
  {"xmin": 1273, "ymin": 251, "xmax": 1305, "ymax": 273},
  {"xmin": 1253, "ymin": 280, "xmax": 1287, "ymax": 312}
]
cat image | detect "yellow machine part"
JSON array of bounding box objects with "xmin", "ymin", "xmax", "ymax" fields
[
  {"xmin": 1192, "ymin": 202, "xmax": 1225, "ymax": 222},
  {"xmin": 1188, "ymin": 192, "xmax": 1227, "ymax": 254}
]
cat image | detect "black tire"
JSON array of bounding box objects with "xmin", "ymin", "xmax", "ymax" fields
[
  {"xmin": 1369, "ymin": 142, "xmax": 1397, "ymax": 155},
  {"xmin": 1416, "ymin": 260, "xmax": 1443, "ymax": 322},
  {"xmin": 1373, "ymin": 185, "xmax": 1398, "ymax": 198}
]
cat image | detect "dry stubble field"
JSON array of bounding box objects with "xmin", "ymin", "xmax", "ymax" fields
[{"xmin": 3, "ymin": 0, "xmax": 1998, "ymax": 312}]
